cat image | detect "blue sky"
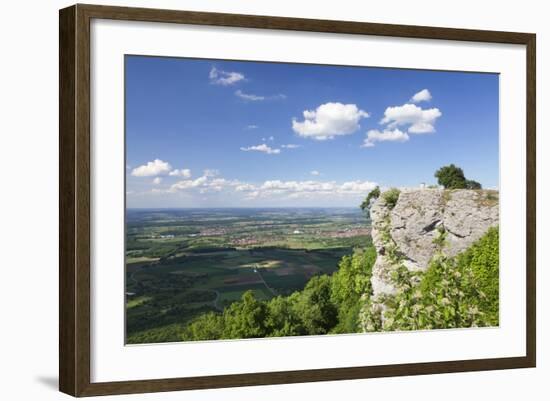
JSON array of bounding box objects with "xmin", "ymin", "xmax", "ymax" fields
[{"xmin": 125, "ymin": 55, "xmax": 499, "ymax": 208}]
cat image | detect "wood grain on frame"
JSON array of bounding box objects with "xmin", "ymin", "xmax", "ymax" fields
[{"xmin": 59, "ymin": 3, "xmax": 536, "ymax": 397}]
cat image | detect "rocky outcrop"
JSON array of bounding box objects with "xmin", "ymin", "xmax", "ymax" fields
[{"xmin": 368, "ymin": 188, "xmax": 499, "ymax": 308}]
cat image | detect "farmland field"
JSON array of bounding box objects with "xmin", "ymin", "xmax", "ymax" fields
[{"xmin": 125, "ymin": 208, "xmax": 371, "ymax": 344}]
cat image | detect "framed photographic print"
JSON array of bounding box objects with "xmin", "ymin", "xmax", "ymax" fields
[{"xmin": 59, "ymin": 4, "xmax": 536, "ymax": 397}]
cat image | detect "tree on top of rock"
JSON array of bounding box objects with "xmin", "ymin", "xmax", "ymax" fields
[{"xmin": 435, "ymin": 164, "xmax": 482, "ymax": 190}]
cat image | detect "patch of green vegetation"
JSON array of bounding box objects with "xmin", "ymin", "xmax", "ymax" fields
[
  {"xmin": 382, "ymin": 188, "xmax": 401, "ymax": 209},
  {"xmin": 377, "ymin": 214, "xmax": 402, "ymax": 265},
  {"xmin": 126, "ymin": 296, "xmax": 152, "ymax": 309},
  {"xmin": 126, "ymin": 323, "xmax": 186, "ymax": 344},
  {"xmin": 360, "ymin": 186, "xmax": 380, "ymax": 218},
  {"xmin": 330, "ymin": 247, "xmax": 376, "ymax": 333},
  {"xmin": 454, "ymin": 226, "xmax": 499, "ymax": 323},
  {"xmin": 432, "ymin": 225, "xmax": 448, "ymax": 249},
  {"xmin": 372, "ymin": 226, "xmax": 499, "ymax": 331},
  {"xmin": 219, "ymin": 288, "xmax": 270, "ymax": 304}
]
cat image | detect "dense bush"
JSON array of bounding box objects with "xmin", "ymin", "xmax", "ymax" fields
[
  {"xmin": 454, "ymin": 226, "xmax": 499, "ymax": 324},
  {"xmin": 330, "ymin": 247, "xmax": 376, "ymax": 333},
  {"xmin": 376, "ymin": 226, "xmax": 499, "ymax": 331},
  {"xmin": 181, "ymin": 312, "xmax": 224, "ymax": 341},
  {"xmin": 382, "ymin": 188, "xmax": 400, "ymax": 209},
  {"xmin": 266, "ymin": 293, "xmax": 304, "ymax": 337}
]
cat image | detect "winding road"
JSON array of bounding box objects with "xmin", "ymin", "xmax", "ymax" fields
[{"xmin": 254, "ymin": 264, "xmax": 277, "ymax": 296}]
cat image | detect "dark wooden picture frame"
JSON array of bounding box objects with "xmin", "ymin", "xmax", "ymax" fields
[{"xmin": 59, "ymin": 3, "xmax": 536, "ymax": 397}]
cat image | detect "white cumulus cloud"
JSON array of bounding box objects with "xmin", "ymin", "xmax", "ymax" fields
[
  {"xmin": 152, "ymin": 177, "xmax": 162, "ymax": 185},
  {"xmin": 292, "ymin": 102, "xmax": 369, "ymax": 140},
  {"xmin": 410, "ymin": 89, "xmax": 432, "ymax": 103},
  {"xmin": 281, "ymin": 144, "xmax": 301, "ymax": 149},
  {"xmin": 240, "ymin": 144, "xmax": 281, "ymax": 154},
  {"xmin": 310, "ymin": 170, "xmax": 320, "ymax": 176},
  {"xmin": 380, "ymin": 103, "xmax": 442, "ymax": 134},
  {"xmin": 167, "ymin": 173, "xmax": 243, "ymax": 194},
  {"xmin": 168, "ymin": 168, "xmax": 191, "ymax": 178},
  {"xmin": 362, "ymin": 128, "xmax": 410, "ymax": 148},
  {"xmin": 206, "ymin": 178, "xmax": 240, "ymax": 192},
  {"xmin": 131, "ymin": 159, "xmax": 172, "ymax": 177},
  {"xmin": 337, "ymin": 180, "xmax": 379, "ymax": 194},
  {"xmin": 168, "ymin": 176, "xmax": 208, "ymax": 192},
  {"xmin": 209, "ymin": 66, "xmax": 245, "ymax": 86}
]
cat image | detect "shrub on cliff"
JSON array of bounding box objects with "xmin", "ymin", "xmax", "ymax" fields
[
  {"xmin": 455, "ymin": 226, "xmax": 499, "ymax": 324},
  {"xmin": 331, "ymin": 247, "xmax": 377, "ymax": 333},
  {"xmin": 361, "ymin": 186, "xmax": 380, "ymax": 214},
  {"xmin": 378, "ymin": 226, "xmax": 499, "ymax": 331},
  {"xmin": 382, "ymin": 188, "xmax": 401, "ymax": 209}
]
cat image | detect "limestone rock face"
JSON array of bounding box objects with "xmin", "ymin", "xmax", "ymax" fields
[
  {"xmin": 389, "ymin": 190, "xmax": 446, "ymax": 271},
  {"xmin": 367, "ymin": 188, "xmax": 499, "ymax": 307},
  {"xmin": 442, "ymin": 190, "xmax": 499, "ymax": 255}
]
